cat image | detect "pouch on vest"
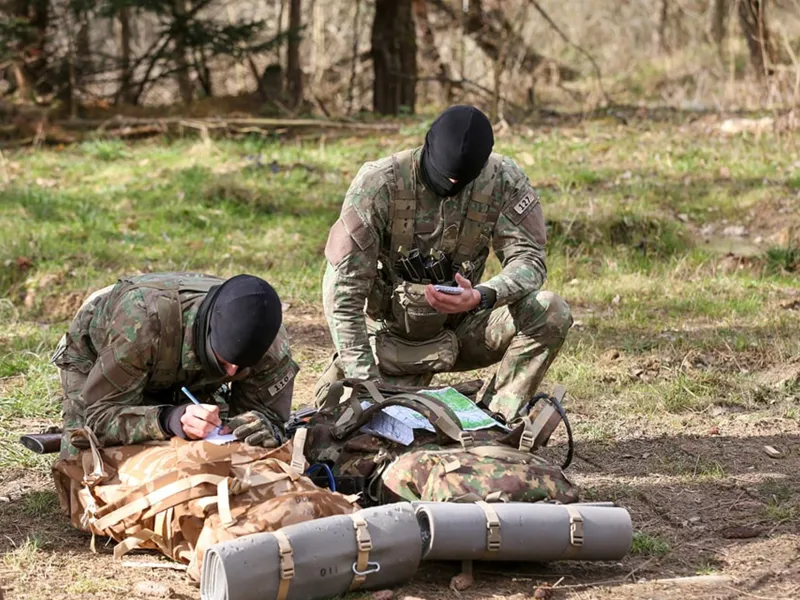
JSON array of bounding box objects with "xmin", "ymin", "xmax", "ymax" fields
[
  {"xmin": 374, "ymin": 328, "xmax": 458, "ymax": 376},
  {"xmin": 365, "ymin": 266, "xmax": 392, "ymax": 321},
  {"xmin": 390, "ymin": 281, "xmax": 448, "ymax": 341}
]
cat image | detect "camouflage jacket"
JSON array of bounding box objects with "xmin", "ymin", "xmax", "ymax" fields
[
  {"xmin": 322, "ymin": 147, "xmax": 548, "ymax": 379},
  {"xmin": 53, "ymin": 273, "xmax": 299, "ymax": 447}
]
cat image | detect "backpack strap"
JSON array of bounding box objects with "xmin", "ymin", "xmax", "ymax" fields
[
  {"xmin": 114, "ymin": 275, "xmax": 221, "ymax": 387},
  {"xmin": 451, "ymin": 154, "xmax": 502, "ymax": 270},
  {"xmin": 330, "ymin": 380, "xmax": 470, "ymax": 448},
  {"xmin": 389, "ymin": 150, "xmax": 417, "ymax": 264}
]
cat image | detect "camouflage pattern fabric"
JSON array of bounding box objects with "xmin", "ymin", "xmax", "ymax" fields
[
  {"xmin": 321, "ymin": 146, "xmax": 572, "ymax": 421},
  {"xmin": 303, "ymin": 381, "xmax": 579, "ymax": 507},
  {"xmin": 52, "ymin": 432, "xmax": 360, "ymax": 581},
  {"xmin": 52, "ymin": 272, "xmax": 299, "ymax": 457},
  {"xmin": 379, "ymin": 443, "xmax": 579, "ymax": 504}
]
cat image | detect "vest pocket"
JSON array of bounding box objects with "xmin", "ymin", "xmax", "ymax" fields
[{"xmin": 374, "ymin": 328, "xmax": 459, "ymax": 376}]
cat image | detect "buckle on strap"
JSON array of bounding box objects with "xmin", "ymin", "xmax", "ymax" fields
[
  {"xmin": 475, "ymin": 501, "xmax": 501, "ymax": 552},
  {"xmin": 352, "ymin": 515, "xmax": 373, "ymax": 552},
  {"xmin": 275, "ymin": 531, "xmax": 295, "ymax": 579},
  {"xmin": 567, "ymin": 506, "xmax": 584, "ymax": 547},
  {"xmin": 519, "ymin": 430, "xmax": 535, "ymax": 452},
  {"xmin": 459, "ymin": 432, "xmax": 474, "ymax": 449}
]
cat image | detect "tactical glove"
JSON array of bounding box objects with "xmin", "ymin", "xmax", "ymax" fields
[{"xmin": 225, "ymin": 410, "xmax": 284, "ymax": 448}]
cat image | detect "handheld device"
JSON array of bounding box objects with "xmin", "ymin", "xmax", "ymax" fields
[{"xmin": 434, "ymin": 285, "xmax": 464, "ymax": 295}]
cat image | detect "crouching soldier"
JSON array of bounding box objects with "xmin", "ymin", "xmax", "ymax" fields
[
  {"xmin": 52, "ymin": 272, "xmax": 299, "ymax": 458},
  {"xmin": 318, "ymin": 104, "xmax": 573, "ymax": 422}
]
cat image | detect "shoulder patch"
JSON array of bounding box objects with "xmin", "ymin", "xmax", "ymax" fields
[
  {"xmin": 513, "ymin": 193, "xmax": 536, "ymax": 216},
  {"xmin": 504, "ymin": 189, "xmax": 540, "ymax": 226},
  {"xmin": 267, "ymin": 369, "xmax": 295, "ymax": 396},
  {"xmin": 341, "ymin": 204, "xmax": 374, "ymax": 251}
]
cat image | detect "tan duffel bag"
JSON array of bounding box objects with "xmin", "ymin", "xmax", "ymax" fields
[{"xmin": 52, "ymin": 428, "xmax": 360, "ymax": 581}]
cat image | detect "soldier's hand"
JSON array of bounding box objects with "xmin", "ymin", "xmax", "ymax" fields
[
  {"xmin": 182, "ymin": 404, "xmax": 222, "ymax": 439},
  {"xmin": 424, "ymin": 273, "xmax": 481, "ymax": 314},
  {"xmin": 223, "ymin": 410, "xmax": 283, "ymax": 448}
]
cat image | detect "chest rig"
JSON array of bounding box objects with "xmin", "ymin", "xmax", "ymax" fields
[
  {"xmin": 387, "ymin": 149, "xmax": 503, "ymax": 279},
  {"xmin": 369, "ymin": 150, "xmax": 502, "ymax": 349}
]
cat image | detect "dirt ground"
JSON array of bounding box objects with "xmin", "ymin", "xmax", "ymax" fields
[{"xmin": 1, "ymin": 308, "xmax": 798, "ymax": 600}]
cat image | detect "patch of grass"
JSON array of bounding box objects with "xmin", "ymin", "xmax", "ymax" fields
[
  {"xmin": 631, "ymin": 531, "xmax": 670, "ymax": 556},
  {"xmin": 695, "ymin": 560, "xmax": 722, "ymax": 575},
  {"xmin": 66, "ymin": 575, "xmax": 129, "ymax": 595},
  {"xmin": 659, "ymin": 453, "xmax": 727, "ymax": 480},
  {"xmin": 20, "ymin": 491, "xmax": 60, "ymax": 518},
  {"xmin": 2, "ymin": 536, "xmax": 45, "ymax": 570},
  {"xmin": 79, "ymin": 139, "xmax": 132, "ymax": 161},
  {"xmin": 765, "ymin": 246, "xmax": 800, "ymax": 274},
  {"xmin": 760, "ymin": 478, "xmax": 796, "ymax": 523}
]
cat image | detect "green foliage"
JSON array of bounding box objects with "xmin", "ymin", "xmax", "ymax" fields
[
  {"xmin": 631, "ymin": 531, "xmax": 670, "ymax": 556},
  {"xmin": 0, "ymin": 15, "xmax": 37, "ymax": 62},
  {"xmin": 765, "ymin": 246, "xmax": 800, "ymax": 274}
]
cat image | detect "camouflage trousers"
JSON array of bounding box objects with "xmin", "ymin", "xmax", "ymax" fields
[{"xmin": 316, "ymin": 289, "xmax": 573, "ymax": 421}]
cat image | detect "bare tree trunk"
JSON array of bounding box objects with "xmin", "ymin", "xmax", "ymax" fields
[
  {"xmin": 657, "ymin": 0, "xmax": 669, "ymax": 53},
  {"xmin": 710, "ymin": 0, "xmax": 728, "ymax": 48},
  {"xmin": 115, "ymin": 8, "xmax": 136, "ymax": 104},
  {"xmin": 372, "ymin": 0, "xmax": 417, "ymax": 115},
  {"xmin": 429, "ymin": 0, "xmax": 579, "ymax": 82},
  {"xmin": 286, "ymin": 0, "xmax": 303, "ymax": 109},
  {"xmin": 738, "ymin": 0, "xmax": 776, "ymax": 78},
  {"xmin": 173, "ymin": 0, "xmax": 194, "ymax": 104},
  {"xmin": 7, "ymin": 0, "xmax": 48, "ymax": 98},
  {"xmin": 412, "ymin": 0, "xmax": 454, "ymax": 102},
  {"xmin": 346, "ymin": 0, "xmax": 362, "ymax": 114}
]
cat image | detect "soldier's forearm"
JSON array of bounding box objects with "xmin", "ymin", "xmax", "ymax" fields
[
  {"xmin": 85, "ymin": 403, "xmax": 169, "ymax": 446},
  {"xmin": 480, "ymin": 258, "xmax": 546, "ymax": 307}
]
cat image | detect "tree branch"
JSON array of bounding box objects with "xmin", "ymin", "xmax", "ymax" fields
[{"xmin": 526, "ymin": 0, "xmax": 613, "ymax": 105}]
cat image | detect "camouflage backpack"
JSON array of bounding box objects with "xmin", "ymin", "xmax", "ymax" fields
[
  {"xmin": 301, "ymin": 379, "xmax": 580, "ymax": 506},
  {"xmin": 52, "ymin": 428, "xmax": 360, "ymax": 581}
]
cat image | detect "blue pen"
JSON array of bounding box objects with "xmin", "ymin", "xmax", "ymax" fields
[{"xmin": 181, "ymin": 386, "xmax": 222, "ymax": 433}]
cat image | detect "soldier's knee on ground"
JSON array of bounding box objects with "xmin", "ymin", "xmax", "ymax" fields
[{"xmin": 512, "ymin": 290, "xmax": 573, "ymax": 342}]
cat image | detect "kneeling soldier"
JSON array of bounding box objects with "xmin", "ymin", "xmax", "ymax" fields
[
  {"xmin": 52, "ymin": 272, "xmax": 298, "ymax": 457},
  {"xmin": 318, "ymin": 105, "xmax": 573, "ymax": 422}
]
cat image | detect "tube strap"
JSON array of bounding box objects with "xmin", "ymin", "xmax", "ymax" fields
[
  {"xmin": 274, "ymin": 530, "xmax": 295, "ymax": 600},
  {"xmin": 475, "ymin": 501, "xmax": 501, "ymax": 552},
  {"xmin": 562, "ymin": 505, "xmax": 585, "ymax": 558},
  {"xmin": 349, "ymin": 514, "xmax": 374, "ymax": 591}
]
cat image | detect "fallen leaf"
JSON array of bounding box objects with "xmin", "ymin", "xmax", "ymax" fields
[
  {"xmin": 372, "ymin": 591, "xmax": 394, "ymax": 600},
  {"xmin": 520, "ymin": 151, "xmax": 535, "ymax": 166},
  {"xmin": 533, "ymin": 585, "xmax": 553, "ymax": 599},
  {"xmin": 677, "ymin": 213, "xmax": 689, "ymax": 222},
  {"xmin": 611, "ymin": 294, "xmax": 621, "ymax": 305},
  {"xmin": 708, "ymin": 426, "xmax": 720, "ymax": 435},
  {"xmin": 719, "ymin": 166, "xmax": 731, "ymax": 179},
  {"xmin": 15, "ymin": 256, "xmax": 33, "ymax": 270},
  {"xmin": 780, "ymin": 299, "xmax": 800, "ymax": 311},
  {"xmin": 133, "ymin": 581, "xmax": 173, "ymax": 598},
  {"xmin": 600, "ymin": 349, "xmax": 621, "ymax": 362},
  {"xmin": 763, "ymin": 445, "xmax": 783, "ymax": 459},
  {"xmin": 450, "ymin": 573, "xmax": 474, "ymax": 591},
  {"xmin": 719, "ymin": 526, "xmax": 763, "ymax": 539}
]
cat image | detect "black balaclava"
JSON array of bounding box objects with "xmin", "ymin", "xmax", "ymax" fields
[
  {"xmin": 199, "ymin": 274, "xmax": 282, "ymax": 370},
  {"xmin": 419, "ymin": 105, "xmax": 495, "ymax": 198}
]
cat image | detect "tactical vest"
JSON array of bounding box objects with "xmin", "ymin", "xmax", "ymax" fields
[
  {"xmin": 386, "ymin": 148, "xmax": 503, "ymax": 277},
  {"xmin": 367, "ymin": 149, "xmax": 503, "ymax": 346},
  {"xmin": 107, "ymin": 273, "xmax": 223, "ymax": 388}
]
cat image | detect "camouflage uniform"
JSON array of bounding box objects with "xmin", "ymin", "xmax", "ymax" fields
[
  {"xmin": 321, "ymin": 147, "xmax": 572, "ymax": 421},
  {"xmin": 52, "ymin": 272, "xmax": 299, "ymax": 458}
]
